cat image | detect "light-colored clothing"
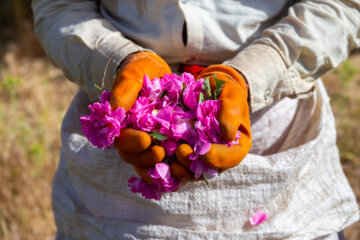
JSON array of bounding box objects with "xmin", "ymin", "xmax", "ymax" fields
[
  {"xmin": 54, "ymin": 82, "xmax": 358, "ymax": 240},
  {"xmin": 32, "ymin": 0, "xmax": 360, "ymax": 112},
  {"xmin": 32, "ymin": 0, "xmax": 360, "ymax": 239}
]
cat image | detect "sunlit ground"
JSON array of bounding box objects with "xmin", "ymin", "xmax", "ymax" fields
[
  {"xmin": 0, "ymin": 33, "xmax": 359, "ymax": 240},
  {"xmin": 323, "ymin": 54, "xmax": 360, "ymax": 240}
]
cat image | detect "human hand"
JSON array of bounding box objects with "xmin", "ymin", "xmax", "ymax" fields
[
  {"xmin": 110, "ymin": 52, "xmax": 171, "ymax": 170},
  {"xmin": 172, "ymin": 65, "xmax": 252, "ymax": 181}
]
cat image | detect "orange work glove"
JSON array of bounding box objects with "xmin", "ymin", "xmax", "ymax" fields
[
  {"xmin": 109, "ymin": 51, "xmax": 171, "ymax": 171},
  {"xmin": 171, "ymin": 65, "xmax": 252, "ymax": 181}
]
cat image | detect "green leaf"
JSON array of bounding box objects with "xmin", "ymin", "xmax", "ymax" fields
[
  {"xmin": 149, "ymin": 132, "xmax": 168, "ymax": 141},
  {"xmin": 203, "ymin": 77, "xmax": 212, "ymax": 98},
  {"xmin": 94, "ymin": 84, "xmax": 103, "ymax": 91},
  {"xmin": 214, "ymin": 75, "xmax": 224, "ymax": 89},
  {"xmin": 182, "ymin": 82, "xmax": 186, "ymax": 90},
  {"xmin": 198, "ymin": 92, "xmax": 204, "ymax": 104},
  {"xmin": 214, "ymin": 76, "xmax": 225, "ymax": 100},
  {"xmin": 214, "ymin": 89, "xmax": 222, "ymax": 100},
  {"xmin": 160, "ymin": 90, "xmax": 168, "ymax": 99}
]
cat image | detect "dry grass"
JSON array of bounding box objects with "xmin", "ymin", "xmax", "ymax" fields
[
  {"xmin": 0, "ymin": 31, "xmax": 359, "ymax": 240},
  {"xmin": 0, "ymin": 43, "xmax": 78, "ymax": 240},
  {"xmin": 323, "ymin": 55, "xmax": 360, "ymax": 240}
]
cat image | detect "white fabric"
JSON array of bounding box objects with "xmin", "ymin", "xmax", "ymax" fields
[
  {"xmin": 52, "ymin": 81, "xmax": 359, "ymax": 239},
  {"xmin": 32, "ymin": 0, "xmax": 360, "ymax": 111},
  {"xmin": 30, "ymin": 0, "xmax": 360, "ymax": 239}
]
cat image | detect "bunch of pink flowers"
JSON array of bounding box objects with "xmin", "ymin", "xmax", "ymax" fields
[{"xmin": 80, "ymin": 73, "xmax": 240, "ymax": 200}]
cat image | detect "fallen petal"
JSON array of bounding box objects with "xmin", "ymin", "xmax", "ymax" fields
[{"xmin": 249, "ymin": 211, "xmax": 268, "ymax": 226}]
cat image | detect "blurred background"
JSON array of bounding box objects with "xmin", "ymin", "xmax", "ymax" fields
[{"xmin": 0, "ymin": 1, "xmax": 359, "ymax": 240}]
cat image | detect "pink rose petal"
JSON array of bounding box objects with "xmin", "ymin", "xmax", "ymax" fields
[
  {"xmin": 128, "ymin": 177, "xmax": 162, "ymax": 201},
  {"xmin": 249, "ymin": 212, "xmax": 268, "ymax": 226},
  {"xmin": 80, "ymin": 101, "xmax": 126, "ymax": 149},
  {"xmin": 148, "ymin": 163, "xmax": 179, "ymax": 193},
  {"xmin": 99, "ymin": 90, "xmax": 112, "ymax": 103},
  {"xmin": 182, "ymin": 77, "xmax": 204, "ymax": 111},
  {"xmin": 82, "ymin": 73, "xmax": 242, "ymax": 201}
]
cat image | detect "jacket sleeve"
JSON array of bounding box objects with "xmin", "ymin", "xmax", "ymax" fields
[
  {"xmin": 224, "ymin": 0, "xmax": 360, "ymax": 112},
  {"xmin": 32, "ymin": 0, "xmax": 141, "ymax": 101}
]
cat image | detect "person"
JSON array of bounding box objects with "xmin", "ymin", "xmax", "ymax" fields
[{"xmin": 32, "ymin": 0, "xmax": 360, "ymax": 239}]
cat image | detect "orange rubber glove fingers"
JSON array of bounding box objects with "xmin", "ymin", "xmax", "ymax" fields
[
  {"xmin": 118, "ymin": 145, "xmax": 165, "ymax": 168},
  {"xmin": 171, "ymin": 144, "xmax": 195, "ymax": 182},
  {"xmin": 172, "ymin": 144, "xmax": 204, "ymax": 182},
  {"xmin": 135, "ymin": 164, "xmax": 189, "ymax": 191},
  {"xmin": 110, "ymin": 52, "xmax": 171, "ymax": 168},
  {"xmin": 175, "ymin": 125, "xmax": 251, "ymax": 170},
  {"xmin": 197, "ymin": 65, "xmax": 249, "ymax": 142},
  {"xmin": 115, "ymin": 128, "xmax": 151, "ymax": 153},
  {"xmin": 201, "ymin": 133, "xmax": 251, "ymax": 169},
  {"xmin": 175, "ymin": 65, "xmax": 252, "ymax": 170},
  {"xmin": 133, "ymin": 166, "xmax": 153, "ymax": 184},
  {"xmin": 110, "ymin": 51, "xmax": 171, "ymax": 111},
  {"xmin": 170, "ymin": 160, "xmax": 195, "ymax": 182},
  {"xmin": 115, "ymin": 128, "xmax": 164, "ymax": 168}
]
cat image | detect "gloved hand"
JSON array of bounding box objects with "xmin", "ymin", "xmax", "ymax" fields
[
  {"xmin": 110, "ymin": 51, "xmax": 171, "ymax": 171},
  {"xmin": 171, "ymin": 65, "xmax": 252, "ymax": 181}
]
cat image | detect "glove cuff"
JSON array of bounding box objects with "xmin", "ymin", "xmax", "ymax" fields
[
  {"xmin": 118, "ymin": 51, "xmax": 171, "ymax": 76},
  {"xmin": 198, "ymin": 65, "xmax": 248, "ymax": 99}
]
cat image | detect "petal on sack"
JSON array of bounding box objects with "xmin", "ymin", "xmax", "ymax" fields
[{"xmin": 249, "ymin": 212, "xmax": 268, "ymax": 226}]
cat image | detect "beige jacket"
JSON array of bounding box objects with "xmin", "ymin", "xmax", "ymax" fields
[
  {"xmin": 33, "ymin": 0, "xmax": 360, "ymax": 112},
  {"xmin": 32, "ymin": 0, "xmax": 360, "ymax": 239}
]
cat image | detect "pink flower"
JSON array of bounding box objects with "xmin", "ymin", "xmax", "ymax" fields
[
  {"xmin": 152, "ymin": 106, "xmax": 195, "ymax": 156},
  {"xmin": 148, "ymin": 163, "xmax": 179, "ymax": 192},
  {"xmin": 142, "ymin": 75, "xmax": 163, "ymax": 101},
  {"xmin": 99, "ymin": 90, "xmax": 112, "ymax": 103},
  {"xmin": 161, "ymin": 140, "xmax": 178, "ymax": 156},
  {"xmin": 128, "ymin": 74, "xmax": 192, "ymax": 135},
  {"xmin": 227, "ymin": 131, "xmax": 241, "ymax": 147},
  {"xmin": 195, "ymin": 100, "xmax": 222, "ymax": 144},
  {"xmin": 128, "ymin": 177, "xmax": 162, "ymax": 201},
  {"xmin": 189, "ymin": 155, "xmax": 218, "ymax": 179},
  {"xmin": 171, "ymin": 118, "xmax": 196, "ymax": 144},
  {"xmin": 188, "ymin": 133, "xmax": 219, "ymax": 179},
  {"xmin": 194, "ymin": 99, "xmax": 240, "ymax": 147},
  {"xmin": 181, "ymin": 72, "xmax": 198, "ymax": 85},
  {"xmin": 80, "ymin": 100, "xmax": 126, "ymax": 149},
  {"xmin": 82, "ymin": 74, "xmax": 239, "ymax": 201},
  {"xmin": 152, "ymin": 106, "xmax": 174, "ymax": 134},
  {"xmin": 249, "ymin": 212, "xmax": 268, "ymax": 226},
  {"xmin": 127, "ymin": 96, "xmax": 157, "ymax": 132},
  {"xmin": 156, "ymin": 106, "xmax": 195, "ymax": 141},
  {"xmin": 128, "ymin": 162, "xmax": 179, "ymax": 201},
  {"xmin": 188, "ymin": 99, "xmax": 222, "ymax": 161},
  {"xmin": 186, "ymin": 100, "xmax": 226, "ymax": 178},
  {"xmin": 157, "ymin": 74, "xmax": 184, "ymax": 108},
  {"xmin": 182, "ymin": 78, "xmax": 205, "ymax": 111}
]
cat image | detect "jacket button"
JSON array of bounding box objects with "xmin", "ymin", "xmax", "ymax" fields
[{"xmin": 264, "ymin": 89, "xmax": 271, "ymax": 100}]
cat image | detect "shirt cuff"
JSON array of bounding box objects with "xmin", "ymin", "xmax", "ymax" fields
[
  {"xmin": 224, "ymin": 44, "xmax": 291, "ymax": 112},
  {"xmin": 89, "ymin": 33, "xmax": 141, "ymax": 102}
]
